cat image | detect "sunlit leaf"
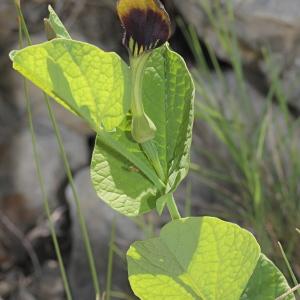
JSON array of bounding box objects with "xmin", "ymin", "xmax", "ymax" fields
[
  {"xmin": 10, "ymin": 39, "xmax": 131, "ymax": 131},
  {"xmin": 127, "ymin": 217, "xmax": 294, "ymax": 299},
  {"xmin": 127, "ymin": 217, "xmax": 260, "ymax": 299},
  {"xmin": 91, "ymin": 45, "xmax": 194, "ymax": 216}
]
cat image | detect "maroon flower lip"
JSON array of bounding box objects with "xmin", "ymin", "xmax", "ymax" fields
[{"xmin": 117, "ymin": 0, "xmax": 171, "ymax": 56}]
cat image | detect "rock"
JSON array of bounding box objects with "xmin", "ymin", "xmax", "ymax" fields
[
  {"xmin": 0, "ymin": 94, "xmax": 20, "ymax": 147},
  {"xmin": 66, "ymin": 167, "xmax": 142, "ymax": 300},
  {"xmin": 172, "ymin": 0, "xmax": 300, "ymax": 110},
  {"xmin": 0, "ymin": 2, "xmax": 18, "ymax": 49},
  {"xmin": 0, "ymin": 195, "xmax": 36, "ymax": 232},
  {"xmin": 4, "ymin": 97, "xmax": 89, "ymax": 226},
  {"xmin": 74, "ymin": 0, "xmax": 124, "ymax": 54},
  {"xmin": 0, "ymin": 118, "xmax": 89, "ymax": 231}
]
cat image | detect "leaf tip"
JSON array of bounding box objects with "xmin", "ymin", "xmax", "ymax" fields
[
  {"xmin": 9, "ymin": 50, "xmax": 18, "ymax": 61},
  {"xmin": 127, "ymin": 245, "xmax": 142, "ymax": 260},
  {"xmin": 14, "ymin": 0, "xmax": 20, "ymax": 8},
  {"xmin": 48, "ymin": 4, "xmax": 54, "ymax": 13}
]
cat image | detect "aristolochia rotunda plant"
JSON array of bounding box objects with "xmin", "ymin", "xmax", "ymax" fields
[{"xmin": 10, "ymin": 1, "xmax": 295, "ymax": 299}]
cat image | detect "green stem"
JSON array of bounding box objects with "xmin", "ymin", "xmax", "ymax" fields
[
  {"xmin": 166, "ymin": 194, "xmax": 181, "ymax": 220},
  {"xmin": 130, "ymin": 54, "xmax": 166, "ymax": 181},
  {"xmin": 130, "ymin": 53, "xmax": 150, "ymax": 117},
  {"xmin": 278, "ymin": 242, "xmax": 299, "ymax": 292}
]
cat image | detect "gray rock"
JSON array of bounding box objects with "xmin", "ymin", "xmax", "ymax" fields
[
  {"xmin": 66, "ymin": 167, "xmax": 142, "ymax": 300},
  {"xmin": 0, "ymin": 94, "xmax": 20, "ymax": 147},
  {"xmin": 0, "ymin": 2, "xmax": 18, "ymax": 49},
  {"xmin": 74, "ymin": 0, "xmax": 123, "ymax": 53},
  {"xmin": 3, "ymin": 119, "xmax": 88, "ymax": 228},
  {"xmin": 173, "ymin": 0, "xmax": 300, "ymax": 110},
  {"xmin": 0, "ymin": 100, "xmax": 18, "ymax": 198},
  {"xmin": 1, "ymin": 34, "xmax": 92, "ymax": 231}
]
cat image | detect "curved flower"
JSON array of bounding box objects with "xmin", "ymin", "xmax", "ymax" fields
[{"xmin": 117, "ymin": 0, "xmax": 171, "ymax": 56}]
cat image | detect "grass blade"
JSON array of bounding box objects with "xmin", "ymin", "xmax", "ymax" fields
[
  {"xmin": 14, "ymin": 2, "xmax": 73, "ymax": 298},
  {"xmin": 275, "ymin": 284, "xmax": 300, "ymax": 300},
  {"xmin": 105, "ymin": 219, "xmax": 116, "ymax": 300},
  {"xmin": 13, "ymin": 2, "xmax": 101, "ymax": 298},
  {"xmin": 278, "ymin": 242, "xmax": 299, "ymax": 297}
]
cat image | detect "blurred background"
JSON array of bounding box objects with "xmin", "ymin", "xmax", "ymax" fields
[{"xmin": 0, "ymin": 0, "xmax": 300, "ymax": 299}]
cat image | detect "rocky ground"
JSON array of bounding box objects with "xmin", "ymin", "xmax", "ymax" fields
[{"xmin": 0, "ymin": 0, "xmax": 300, "ymax": 299}]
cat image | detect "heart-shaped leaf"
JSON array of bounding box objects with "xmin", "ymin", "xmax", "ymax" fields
[
  {"xmin": 10, "ymin": 39, "xmax": 131, "ymax": 131},
  {"xmin": 91, "ymin": 130, "xmax": 163, "ymax": 216},
  {"xmin": 142, "ymin": 45, "xmax": 194, "ymax": 193},
  {"xmin": 127, "ymin": 217, "xmax": 294, "ymax": 300},
  {"xmin": 91, "ymin": 45, "xmax": 194, "ymax": 216}
]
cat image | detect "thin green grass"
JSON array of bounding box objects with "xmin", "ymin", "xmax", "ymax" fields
[
  {"xmin": 276, "ymin": 284, "xmax": 300, "ymax": 300},
  {"xmin": 44, "ymin": 95, "xmax": 101, "ymax": 299},
  {"xmin": 110, "ymin": 291, "xmax": 135, "ymax": 300},
  {"xmin": 278, "ymin": 242, "xmax": 299, "ymax": 297},
  {"xmin": 105, "ymin": 219, "xmax": 116, "ymax": 300},
  {"xmin": 182, "ymin": 0, "xmax": 300, "ymax": 280},
  {"xmin": 14, "ymin": 2, "xmax": 101, "ymax": 299},
  {"xmin": 14, "ymin": 1, "xmax": 73, "ymax": 298}
]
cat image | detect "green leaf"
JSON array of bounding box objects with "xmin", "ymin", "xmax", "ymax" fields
[
  {"xmin": 127, "ymin": 217, "xmax": 294, "ymax": 299},
  {"xmin": 241, "ymin": 254, "xmax": 295, "ymax": 300},
  {"xmin": 127, "ymin": 217, "xmax": 260, "ymax": 300},
  {"xmin": 10, "ymin": 38, "xmax": 130, "ymax": 131},
  {"xmin": 44, "ymin": 5, "xmax": 71, "ymax": 39},
  {"xmin": 91, "ymin": 130, "xmax": 164, "ymax": 216},
  {"xmin": 91, "ymin": 45, "xmax": 194, "ymax": 216},
  {"xmin": 142, "ymin": 45, "xmax": 194, "ymax": 192}
]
